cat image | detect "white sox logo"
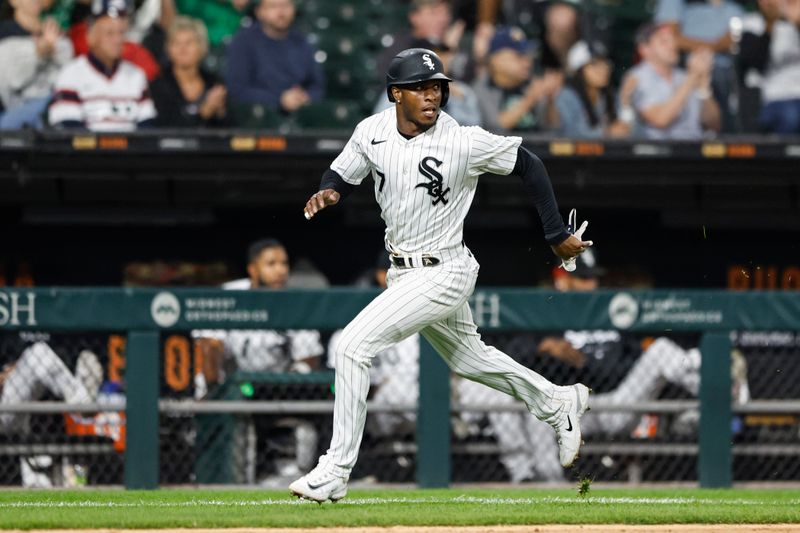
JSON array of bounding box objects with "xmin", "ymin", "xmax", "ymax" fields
[
  {"xmin": 422, "ymin": 53, "xmax": 435, "ymax": 71},
  {"xmin": 416, "ymin": 156, "xmax": 450, "ymax": 205}
]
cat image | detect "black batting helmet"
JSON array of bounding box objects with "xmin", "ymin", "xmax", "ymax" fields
[{"xmin": 385, "ymin": 48, "xmax": 452, "ymax": 106}]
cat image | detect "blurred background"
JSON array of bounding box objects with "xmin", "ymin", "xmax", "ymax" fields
[{"xmin": 0, "ymin": 0, "xmax": 798, "ymax": 489}]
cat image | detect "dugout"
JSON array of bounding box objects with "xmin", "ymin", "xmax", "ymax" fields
[
  {"xmin": 1, "ymin": 132, "xmax": 799, "ymax": 289},
  {"xmin": 1, "ymin": 287, "xmax": 799, "ymax": 489}
]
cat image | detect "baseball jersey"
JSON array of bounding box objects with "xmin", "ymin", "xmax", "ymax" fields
[
  {"xmin": 223, "ymin": 329, "xmax": 323, "ymax": 373},
  {"xmin": 48, "ymin": 55, "xmax": 156, "ymax": 131},
  {"xmin": 329, "ymin": 108, "xmax": 522, "ymax": 254},
  {"xmin": 564, "ymin": 329, "xmax": 637, "ymax": 392},
  {"xmin": 193, "ymin": 278, "xmax": 324, "ymax": 374}
]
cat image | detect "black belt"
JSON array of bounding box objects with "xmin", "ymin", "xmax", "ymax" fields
[{"xmin": 390, "ymin": 254, "xmax": 441, "ymax": 268}]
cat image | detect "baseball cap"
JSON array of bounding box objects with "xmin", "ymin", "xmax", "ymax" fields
[
  {"xmin": 91, "ymin": 0, "xmax": 128, "ymax": 19},
  {"xmin": 489, "ymin": 26, "xmax": 535, "ymax": 56},
  {"xmin": 566, "ymin": 40, "xmax": 609, "ymax": 73}
]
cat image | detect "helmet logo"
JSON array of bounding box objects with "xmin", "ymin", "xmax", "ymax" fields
[{"xmin": 422, "ymin": 54, "xmax": 435, "ymax": 71}]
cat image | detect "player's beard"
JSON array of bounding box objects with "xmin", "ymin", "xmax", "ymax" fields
[{"xmin": 405, "ymin": 108, "xmax": 438, "ymax": 133}]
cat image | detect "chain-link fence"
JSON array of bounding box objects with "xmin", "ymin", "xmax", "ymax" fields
[
  {"xmin": 155, "ymin": 328, "xmax": 335, "ymax": 486},
  {"xmin": 1, "ymin": 328, "xmax": 798, "ymax": 487},
  {"xmin": 454, "ymin": 331, "xmax": 705, "ymax": 484},
  {"xmin": 0, "ymin": 332, "xmax": 124, "ymax": 487},
  {"xmin": 451, "ymin": 330, "xmax": 800, "ymax": 484},
  {"xmin": 732, "ymin": 331, "xmax": 800, "ymax": 482}
]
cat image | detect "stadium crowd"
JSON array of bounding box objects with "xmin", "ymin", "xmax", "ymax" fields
[
  {"xmin": 1, "ymin": 0, "xmax": 799, "ymax": 136},
  {"xmin": 1, "ymin": 0, "xmax": 798, "ymax": 490}
]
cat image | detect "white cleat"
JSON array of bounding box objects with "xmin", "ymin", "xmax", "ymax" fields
[
  {"xmin": 289, "ymin": 466, "xmax": 348, "ymax": 504},
  {"xmin": 547, "ymin": 383, "xmax": 591, "ymax": 468}
]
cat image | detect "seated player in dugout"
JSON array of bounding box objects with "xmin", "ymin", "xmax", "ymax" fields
[
  {"xmin": 521, "ymin": 250, "xmax": 751, "ymax": 481},
  {"xmin": 195, "ymin": 238, "xmax": 323, "ymax": 387},
  {"xmin": 192, "ymin": 239, "xmax": 324, "ymax": 485},
  {"xmin": 0, "ymin": 341, "xmax": 124, "ymax": 487}
]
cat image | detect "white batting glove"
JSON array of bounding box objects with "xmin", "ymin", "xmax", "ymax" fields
[{"xmin": 561, "ymin": 208, "xmax": 590, "ymax": 272}]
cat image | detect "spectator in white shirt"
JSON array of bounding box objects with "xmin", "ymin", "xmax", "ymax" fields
[{"xmin": 48, "ymin": 0, "xmax": 156, "ymax": 130}]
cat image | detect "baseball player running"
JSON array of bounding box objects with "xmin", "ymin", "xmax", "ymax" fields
[{"xmin": 291, "ymin": 48, "xmax": 592, "ymax": 503}]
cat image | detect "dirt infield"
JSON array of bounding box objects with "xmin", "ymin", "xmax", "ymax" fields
[{"xmin": 15, "ymin": 527, "xmax": 800, "ymax": 533}]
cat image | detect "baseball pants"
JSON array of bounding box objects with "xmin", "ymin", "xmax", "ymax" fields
[
  {"xmin": 321, "ymin": 248, "xmax": 560, "ymax": 476},
  {"xmin": 456, "ymin": 377, "xmax": 563, "ymax": 482}
]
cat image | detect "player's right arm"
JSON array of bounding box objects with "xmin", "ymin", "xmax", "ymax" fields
[{"xmin": 303, "ymin": 122, "xmax": 371, "ymax": 220}]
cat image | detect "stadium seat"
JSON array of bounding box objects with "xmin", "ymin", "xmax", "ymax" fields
[
  {"xmin": 309, "ymin": 33, "xmax": 380, "ymax": 102},
  {"xmin": 293, "ymin": 100, "xmax": 364, "ymax": 130},
  {"xmin": 203, "ymin": 44, "xmax": 229, "ymax": 76},
  {"xmin": 363, "ymin": 0, "xmax": 407, "ymax": 23},
  {"xmin": 303, "ymin": 27, "xmax": 382, "ymax": 64},
  {"xmin": 298, "ymin": 0, "xmax": 405, "ymax": 38},
  {"xmin": 229, "ymin": 102, "xmax": 284, "ymax": 130},
  {"xmin": 583, "ymin": 1, "xmax": 656, "ymax": 74},
  {"xmin": 297, "ymin": 0, "xmax": 371, "ymax": 30},
  {"xmin": 308, "ymin": 29, "xmax": 375, "ymax": 62},
  {"xmin": 323, "ymin": 58, "xmax": 381, "ymax": 101}
]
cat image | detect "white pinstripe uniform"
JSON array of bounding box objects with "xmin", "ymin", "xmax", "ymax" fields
[
  {"xmin": 328, "ymin": 330, "xmax": 420, "ymax": 437},
  {"xmin": 1, "ymin": 342, "xmax": 99, "ymax": 432},
  {"xmin": 317, "ymin": 108, "xmax": 565, "ymax": 478}
]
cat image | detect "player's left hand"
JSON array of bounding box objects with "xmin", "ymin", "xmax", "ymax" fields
[
  {"xmin": 552, "ymin": 209, "xmax": 593, "ymax": 270},
  {"xmin": 304, "ymin": 189, "xmax": 340, "ymax": 220}
]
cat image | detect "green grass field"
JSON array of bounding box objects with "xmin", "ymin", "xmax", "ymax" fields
[{"xmin": 1, "ymin": 487, "xmax": 800, "ymax": 529}]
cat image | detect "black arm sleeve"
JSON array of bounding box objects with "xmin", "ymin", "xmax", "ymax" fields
[
  {"xmin": 319, "ymin": 168, "xmax": 356, "ymax": 199},
  {"xmin": 511, "ymin": 146, "xmax": 570, "ymax": 245}
]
